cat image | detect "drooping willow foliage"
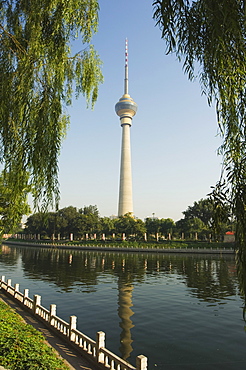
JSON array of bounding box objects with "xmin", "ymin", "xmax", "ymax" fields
[
  {"xmin": 153, "ymin": 0, "xmax": 246, "ymax": 309},
  {"xmin": 153, "ymin": 0, "xmax": 246, "ymax": 252},
  {"xmin": 0, "ymin": 0, "xmax": 103, "ymax": 216},
  {"xmin": 0, "ymin": 171, "xmax": 31, "ymax": 234}
]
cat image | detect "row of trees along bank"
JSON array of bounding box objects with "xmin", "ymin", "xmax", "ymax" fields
[{"xmin": 23, "ymin": 198, "xmax": 235, "ymax": 241}]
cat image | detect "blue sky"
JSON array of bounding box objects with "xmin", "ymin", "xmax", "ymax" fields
[{"xmin": 57, "ymin": 0, "xmax": 222, "ymax": 221}]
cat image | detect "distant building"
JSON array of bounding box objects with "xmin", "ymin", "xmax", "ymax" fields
[
  {"xmin": 224, "ymin": 231, "xmax": 235, "ymax": 243},
  {"xmin": 2, "ymin": 233, "xmax": 14, "ymax": 239}
]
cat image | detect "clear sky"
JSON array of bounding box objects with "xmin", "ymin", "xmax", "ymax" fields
[{"xmin": 57, "ymin": 0, "xmax": 223, "ymax": 222}]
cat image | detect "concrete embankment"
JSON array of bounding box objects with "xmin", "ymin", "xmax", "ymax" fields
[{"xmin": 3, "ymin": 240, "xmax": 235, "ymax": 254}]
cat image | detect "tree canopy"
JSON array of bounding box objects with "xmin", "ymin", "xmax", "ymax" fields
[
  {"xmin": 153, "ymin": 0, "xmax": 246, "ymax": 250},
  {"xmin": 0, "ymin": 0, "xmax": 103, "ymax": 221},
  {"xmin": 23, "ymin": 196, "xmax": 234, "ymax": 241},
  {"xmin": 176, "ymin": 197, "xmax": 232, "ymax": 240},
  {"xmin": 183, "ymin": 198, "xmax": 214, "ymax": 228}
]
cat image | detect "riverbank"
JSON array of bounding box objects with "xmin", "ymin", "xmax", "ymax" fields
[
  {"xmin": 0, "ymin": 292, "xmax": 98, "ymax": 370},
  {"xmin": 0, "ymin": 277, "xmax": 147, "ymax": 370},
  {"xmin": 0, "ymin": 298, "xmax": 70, "ymax": 370},
  {"xmin": 3, "ymin": 239, "xmax": 236, "ymax": 254}
]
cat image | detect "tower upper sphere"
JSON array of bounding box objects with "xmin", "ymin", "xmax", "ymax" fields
[
  {"xmin": 115, "ymin": 39, "xmax": 138, "ymax": 122},
  {"xmin": 115, "ymin": 94, "xmax": 138, "ymax": 119}
]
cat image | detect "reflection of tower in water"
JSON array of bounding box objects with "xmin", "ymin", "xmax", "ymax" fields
[{"xmin": 117, "ymin": 276, "xmax": 135, "ymax": 360}]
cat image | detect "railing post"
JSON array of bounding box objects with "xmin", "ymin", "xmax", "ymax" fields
[
  {"xmin": 0, "ymin": 276, "xmax": 5, "ymax": 288},
  {"xmin": 136, "ymin": 355, "xmax": 148, "ymax": 370},
  {"xmin": 49, "ymin": 304, "xmax": 56, "ymax": 326},
  {"xmin": 24, "ymin": 289, "xmax": 29, "ymax": 306},
  {"xmin": 14, "ymin": 283, "xmax": 19, "ymax": 298},
  {"xmin": 96, "ymin": 331, "xmax": 105, "ymax": 364},
  {"xmin": 33, "ymin": 294, "xmax": 41, "ymax": 315},
  {"xmin": 7, "ymin": 279, "xmax": 11, "ymax": 293},
  {"xmin": 69, "ymin": 315, "xmax": 77, "ymax": 341}
]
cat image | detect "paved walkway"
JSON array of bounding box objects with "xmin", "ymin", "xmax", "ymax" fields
[{"xmin": 0, "ymin": 292, "xmax": 100, "ymax": 370}]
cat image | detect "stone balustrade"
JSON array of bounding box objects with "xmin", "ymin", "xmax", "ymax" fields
[{"xmin": 0, "ymin": 276, "xmax": 147, "ymax": 370}]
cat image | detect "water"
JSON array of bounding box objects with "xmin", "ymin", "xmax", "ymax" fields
[{"xmin": 0, "ymin": 244, "xmax": 246, "ymax": 370}]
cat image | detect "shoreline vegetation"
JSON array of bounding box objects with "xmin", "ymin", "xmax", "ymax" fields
[
  {"xmin": 2, "ymin": 239, "xmax": 236, "ymax": 253},
  {"xmin": 0, "ymin": 300, "xmax": 69, "ymax": 370}
]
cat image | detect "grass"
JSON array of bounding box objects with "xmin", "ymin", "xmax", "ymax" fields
[{"xmin": 0, "ymin": 300, "xmax": 69, "ymax": 370}]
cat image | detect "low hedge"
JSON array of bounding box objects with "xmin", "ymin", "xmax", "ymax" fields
[{"xmin": 0, "ymin": 300, "xmax": 69, "ymax": 370}]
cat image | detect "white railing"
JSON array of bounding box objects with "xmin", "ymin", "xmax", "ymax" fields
[
  {"xmin": 72, "ymin": 325, "xmax": 97, "ymax": 358},
  {"xmin": 0, "ymin": 276, "xmax": 147, "ymax": 370},
  {"xmin": 100, "ymin": 346, "xmax": 138, "ymax": 370}
]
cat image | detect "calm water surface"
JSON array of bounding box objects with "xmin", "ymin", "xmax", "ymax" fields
[{"xmin": 0, "ymin": 244, "xmax": 246, "ymax": 370}]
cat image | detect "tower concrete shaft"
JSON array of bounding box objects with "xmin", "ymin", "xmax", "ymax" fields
[
  {"xmin": 115, "ymin": 40, "xmax": 137, "ymax": 217},
  {"xmin": 118, "ymin": 119, "xmax": 133, "ymax": 216}
]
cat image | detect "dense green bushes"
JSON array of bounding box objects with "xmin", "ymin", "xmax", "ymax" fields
[{"xmin": 0, "ymin": 300, "xmax": 69, "ymax": 370}]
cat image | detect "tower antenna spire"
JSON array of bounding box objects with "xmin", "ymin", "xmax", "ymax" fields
[{"xmin": 124, "ymin": 38, "xmax": 128, "ymax": 94}]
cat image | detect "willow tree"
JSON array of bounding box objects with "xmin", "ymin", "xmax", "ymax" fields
[
  {"xmin": 153, "ymin": 0, "xmax": 246, "ymax": 252},
  {"xmin": 0, "ymin": 171, "xmax": 31, "ymax": 234},
  {"xmin": 0, "ymin": 0, "xmax": 103, "ymax": 221}
]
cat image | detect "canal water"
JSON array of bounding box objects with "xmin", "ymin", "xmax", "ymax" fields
[{"xmin": 0, "ymin": 244, "xmax": 246, "ymax": 370}]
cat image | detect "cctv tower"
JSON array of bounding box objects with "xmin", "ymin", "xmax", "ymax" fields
[{"xmin": 115, "ymin": 40, "xmax": 138, "ymax": 216}]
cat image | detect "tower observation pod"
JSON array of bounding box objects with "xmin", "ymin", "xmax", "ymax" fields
[{"xmin": 115, "ymin": 39, "xmax": 138, "ymax": 217}]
